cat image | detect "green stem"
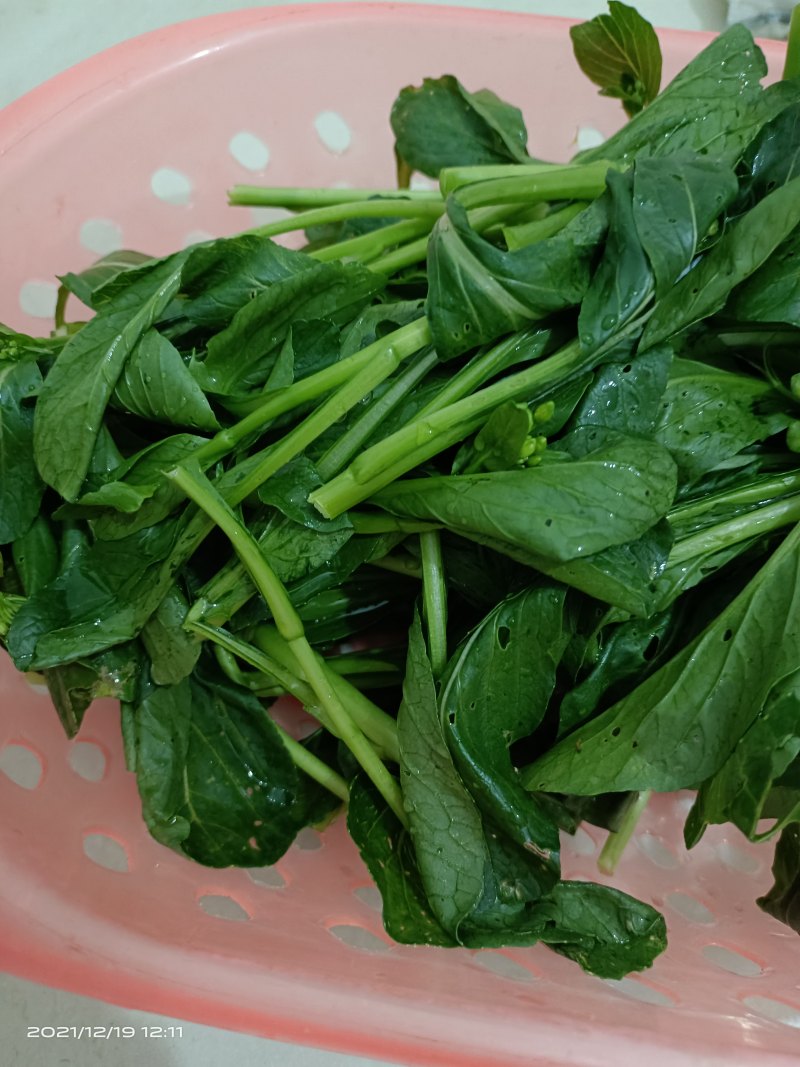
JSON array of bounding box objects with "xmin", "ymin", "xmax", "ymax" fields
[
  {"xmin": 669, "ymin": 471, "xmax": 800, "ymax": 529},
  {"xmin": 277, "ymin": 728, "xmax": 350, "ymax": 802},
  {"xmin": 503, "ymin": 201, "xmax": 588, "ymax": 251},
  {"xmin": 369, "ymin": 553, "xmax": 424, "ymax": 580},
  {"xmin": 195, "ymin": 318, "xmax": 432, "ymax": 505},
  {"xmin": 169, "ymin": 464, "xmax": 406, "ymax": 823},
  {"xmin": 438, "ymin": 161, "xmax": 557, "ymax": 195},
  {"xmin": 784, "ymin": 6, "xmax": 800, "ymax": 81},
  {"xmin": 316, "ymin": 347, "xmax": 438, "ymax": 480},
  {"xmin": 192, "ymin": 318, "xmax": 430, "ymax": 461},
  {"xmin": 420, "ymin": 531, "xmax": 448, "ymax": 677},
  {"xmin": 311, "ymin": 217, "xmax": 432, "ymax": 264},
  {"xmin": 349, "ymin": 512, "xmax": 440, "ymax": 534},
  {"xmin": 310, "ymin": 337, "xmax": 584, "ymax": 518},
  {"xmin": 229, "ymin": 185, "xmax": 442, "ymax": 208},
  {"xmin": 668, "ymin": 494, "xmax": 800, "ymax": 565},
  {"xmin": 598, "ymin": 791, "xmax": 651, "ymax": 875},
  {"xmin": 254, "ymin": 624, "xmax": 401, "ymax": 763},
  {"xmin": 246, "ymin": 198, "xmax": 444, "ymax": 240},
  {"xmin": 449, "ymin": 161, "xmax": 615, "ymax": 206}
]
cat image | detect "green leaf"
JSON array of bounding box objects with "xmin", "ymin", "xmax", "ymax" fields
[
  {"xmin": 33, "ymin": 253, "xmax": 187, "ymax": 500},
  {"xmin": 577, "ymin": 26, "xmax": 778, "ymax": 166},
  {"xmin": 113, "ymin": 329, "xmax": 219, "ymax": 431},
  {"xmin": 59, "ymin": 249, "xmax": 156, "ymax": 311},
  {"xmin": 6, "ymin": 515, "xmax": 188, "ymax": 669},
  {"xmin": 642, "ymin": 175, "xmax": 800, "ymax": 350},
  {"xmin": 397, "ymin": 611, "xmax": 486, "ymax": 936},
  {"xmin": 340, "ymin": 300, "xmax": 426, "ymax": 358},
  {"xmin": 578, "ymin": 170, "xmax": 653, "ymax": 352},
  {"xmin": 257, "ymin": 457, "xmax": 352, "ymax": 532},
  {"xmin": 569, "ymin": 347, "xmax": 672, "ymax": 440},
  {"xmin": 426, "ymin": 197, "xmax": 607, "ymax": 359},
  {"xmin": 391, "ymin": 75, "xmax": 529, "ymax": 179},
  {"xmin": 140, "ymin": 586, "xmax": 201, "ymax": 686},
  {"xmin": 654, "ymin": 360, "xmax": 791, "ymax": 483},
  {"xmin": 180, "ymin": 233, "xmax": 315, "ymax": 328},
  {"xmin": 727, "ymin": 227, "xmax": 800, "ymax": 327},
  {"xmin": 441, "ymin": 586, "xmax": 567, "ymax": 856},
  {"xmin": 0, "ymin": 359, "xmax": 44, "ymax": 543},
  {"xmin": 632, "ymin": 158, "xmax": 739, "ymax": 299},
  {"xmin": 373, "ymin": 436, "xmax": 677, "ymax": 564},
  {"xmin": 11, "ymin": 514, "xmax": 59, "ymax": 595},
  {"xmin": 534, "ymin": 881, "xmax": 667, "ymax": 978},
  {"xmin": 570, "ymin": 2, "xmax": 662, "ymax": 118},
  {"xmin": 132, "ymin": 666, "xmax": 328, "ymax": 866},
  {"xmin": 526, "ymin": 523, "xmax": 800, "ymax": 795},
  {"xmin": 194, "ymin": 260, "xmax": 382, "ymax": 395},
  {"xmin": 757, "ymin": 823, "xmax": 800, "ymax": 932},
  {"xmin": 685, "ymin": 668, "xmax": 800, "ymax": 845},
  {"xmin": 44, "ymin": 641, "xmax": 143, "ymax": 739},
  {"xmin": 347, "ymin": 774, "xmax": 456, "ymax": 946},
  {"xmin": 738, "ymin": 100, "xmax": 800, "ymax": 207}
]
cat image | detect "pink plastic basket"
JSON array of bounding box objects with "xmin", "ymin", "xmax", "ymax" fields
[{"xmin": 0, "ymin": 6, "xmax": 797, "ymax": 1065}]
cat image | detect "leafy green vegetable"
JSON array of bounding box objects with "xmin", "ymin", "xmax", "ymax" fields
[
  {"xmin": 570, "ymin": 2, "xmax": 662, "ymax": 118},
  {"xmin": 391, "ymin": 75, "xmax": 530, "ymax": 181},
  {"xmin": 7, "ymin": 9, "xmax": 800, "ymax": 973}
]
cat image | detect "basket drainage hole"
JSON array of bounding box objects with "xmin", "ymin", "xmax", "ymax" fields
[
  {"xmin": 79, "ymin": 218, "xmax": 122, "ymax": 255},
  {"xmin": 0, "ymin": 743, "xmax": 43, "ymax": 790},
  {"xmin": 353, "ymin": 885, "xmax": 383, "ymax": 911},
  {"xmin": 68, "ymin": 741, "xmax": 106, "ymax": 783},
  {"xmin": 151, "ymin": 167, "xmax": 193, "ymax": 206},
  {"xmin": 564, "ymin": 826, "xmax": 596, "ymax": 857},
  {"xmin": 702, "ymin": 944, "xmax": 763, "ymax": 978},
  {"xmin": 715, "ymin": 841, "xmax": 761, "ymax": 874},
  {"xmin": 247, "ymin": 867, "xmax": 286, "ymax": 890},
  {"xmin": 474, "ymin": 952, "xmax": 535, "ymax": 983},
  {"xmin": 636, "ymin": 833, "xmax": 680, "ymax": 869},
  {"xmin": 294, "ymin": 827, "xmax": 323, "ymax": 851},
  {"xmin": 743, "ymin": 996, "xmax": 800, "ymax": 1029},
  {"xmin": 82, "ymin": 833, "xmax": 129, "ymax": 873},
  {"xmin": 576, "ymin": 126, "xmax": 606, "ymax": 150},
  {"xmin": 665, "ymin": 892, "xmax": 715, "ymax": 925},
  {"xmin": 604, "ymin": 977, "xmax": 675, "ymax": 1007},
  {"xmin": 314, "ymin": 111, "xmax": 352, "ymax": 154},
  {"xmin": 197, "ymin": 894, "xmax": 250, "ymax": 922},
  {"xmin": 328, "ymin": 924, "xmax": 389, "ymax": 954},
  {"xmin": 19, "ymin": 280, "xmax": 58, "ymax": 319},
  {"xmin": 229, "ymin": 131, "xmax": 270, "ymax": 172}
]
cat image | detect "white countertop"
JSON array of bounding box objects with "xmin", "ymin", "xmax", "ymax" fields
[{"xmin": 0, "ymin": 1, "xmax": 736, "ymax": 1065}]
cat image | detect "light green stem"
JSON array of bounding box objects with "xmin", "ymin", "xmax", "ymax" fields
[
  {"xmin": 668, "ymin": 495, "xmax": 800, "ymax": 565},
  {"xmin": 598, "ymin": 792, "xmax": 651, "ymax": 875},
  {"xmin": 229, "ymin": 185, "xmax": 441, "ymax": 208},
  {"xmin": 246, "ymin": 198, "xmax": 444, "ymax": 240},
  {"xmin": 420, "ymin": 531, "xmax": 448, "ymax": 677},
  {"xmin": 369, "ymin": 554, "xmax": 423, "ymax": 580},
  {"xmin": 254, "ymin": 625, "xmax": 401, "ymax": 763},
  {"xmin": 503, "ymin": 201, "xmax": 588, "ymax": 251},
  {"xmin": 784, "ymin": 6, "xmax": 800, "ymax": 81},
  {"xmin": 169, "ymin": 464, "xmax": 406, "ymax": 823}
]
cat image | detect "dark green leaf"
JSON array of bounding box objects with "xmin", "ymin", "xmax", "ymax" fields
[
  {"xmin": 33, "ymin": 253, "xmax": 187, "ymax": 500},
  {"xmin": 140, "ymin": 586, "xmax": 201, "ymax": 686},
  {"xmin": 194, "ymin": 261, "xmax": 382, "ymax": 395},
  {"xmin": 426, "ymin": 198, "xmax": 606, "ymax": 359},
  {"xmin": 59, "ymin": 250, "xmax": 155, "ymax": 311},
  {"xmin": 526, "ymin": 523, "xmax": 800, "ymax": 794},
  {"xmin": 258, "ymin": 457, "xmax": 352, "ymax": 532},
  {"xmin": 11, "ymin": 514, "xmax": 59, "ymax": 595},
  {"xmin": 757, "ymin": 823, "xmax": 800, "ymax": 932},
  {"xmin": 391, "ymin": 75, "xmax": 529, "ymax": 179},
  {"xmin": 44, "ymin": 641, "xmax": 143, "ymax": 739},
  {"xmin": 568, "ymin": 346, "xmax": 672, "ymax": 439},
  {"xmin": 570, "ymin": 2, "xmax": 662, "ymax": 118},
  {"xmin": 534, "ymin": 881, "xmax": 667, "ymax": 977},
  {"xmin": 441, "ymin": 586, "xmax": 567, "ymax": 856},
  {"xmin": 654, "ymin": 359, "xmax": 791, "ymax": 483},
  {"xmin": 113, "ymin": 329, "xmax": 219, "ymax": 431},
  {"xmin": 642, "ymin": 175, "xmax": 800, "ymax": 350},
  {"xmin": 0, "ymin": 359, "xmax": 44, "ymax": 543},
  {"xmin": 728, "ymin": 227, "xmax": 800, "ymax": 327},
  {"xmin": 373, "ymin": 437, "xmax": 677, "ymax": 564},
  {"xmin": 347, "ymin": 774, "xmax": 456, "ymax": 946},
  {"xmin": 632, "ymin": 157, "xmax": 739, "ymax": 298},
  {"xmin": 132, "ymin": 667, "xmax": 327, "ymax": 866},
  {"xmin": 685, "ymin": 668, "xmax": 800, "ymax": 845}
]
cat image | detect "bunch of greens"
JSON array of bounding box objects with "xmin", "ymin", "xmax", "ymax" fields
[{"xmin": 4, "ymin": 2, "xmax": 800, "ymax": 976}]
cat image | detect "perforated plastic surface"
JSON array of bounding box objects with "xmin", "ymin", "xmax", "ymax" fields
[{"xmin": 0, "ymin": 7, "xmax": 797, "ymax": 1066}]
